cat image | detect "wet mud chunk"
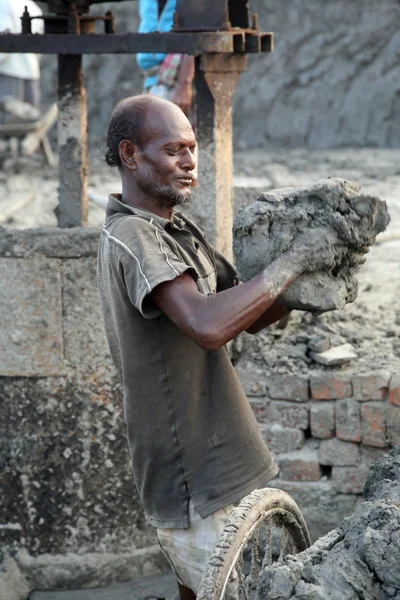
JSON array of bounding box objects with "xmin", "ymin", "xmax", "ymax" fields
[{"xmin": 233, "ymin": 178, "xmax": 390, "ymax": 311}]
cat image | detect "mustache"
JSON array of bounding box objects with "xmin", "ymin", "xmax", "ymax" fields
[{"xmin": 174, "ymin": 173, "xmax": 194, "ymax": 180}]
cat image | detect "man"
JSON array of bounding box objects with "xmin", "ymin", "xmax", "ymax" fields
[
  {"xmin": 0, "ymin": 0, "xmax": 43, "ymax": 107},
  {"xmin": 97, "ymin": 95, "xmax": 339, "ymax": 600},
  {"xmin": 136, "ymin": 0, "xmax": 194, "ymax": 117}
]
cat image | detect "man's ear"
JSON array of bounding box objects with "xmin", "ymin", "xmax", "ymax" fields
[{"xmin": 118, "ymin": 140, "xmax": 137, "ymax": 170}]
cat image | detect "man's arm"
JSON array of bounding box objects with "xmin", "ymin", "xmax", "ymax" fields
[
  {"xmin": 151, "ymin": 252, "xmax": 302, "ymax": 352},
  {"xmin": 212, "ymin": 243, "xmax": 291, "ymax": 335},
  {"xmin": 246, "ymin": 299, "xmax": 292, "ymax": 334},
  {"xmin": 170, "ymin": 55, "xmax": 195, "ymax": 116},
  {"xmin": 151, "ymin": 227, "xmax": 342, "ymax": 350}
]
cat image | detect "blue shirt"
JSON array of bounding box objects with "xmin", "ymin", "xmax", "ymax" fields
[{"xmin": 136, "ymin": 0, "xmax": 176, "ymax": 88}]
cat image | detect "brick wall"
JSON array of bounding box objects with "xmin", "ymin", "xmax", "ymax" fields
[{"xmin": 235, "ymin": 366, "xmax": 399, "ymax": 541}]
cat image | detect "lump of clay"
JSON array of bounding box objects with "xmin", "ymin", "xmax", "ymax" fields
[{"xmin": 233, "ymin": 178, "xmax": 390, "ymax": 311}]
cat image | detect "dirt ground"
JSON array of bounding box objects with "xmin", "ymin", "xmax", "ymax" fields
[{"xmin": 1, "ymin": 146, "xmax": 399, "ymax": 374}]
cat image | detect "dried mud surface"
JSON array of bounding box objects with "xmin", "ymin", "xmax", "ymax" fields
[{"xmin": 259, "ymin": 446, "xmax": 400, "ymax": 600}]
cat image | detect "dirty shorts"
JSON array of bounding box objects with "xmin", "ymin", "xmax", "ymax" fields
[{"xmin": 156, "ymin": 499, "xmax": 239, "ymax": 597}]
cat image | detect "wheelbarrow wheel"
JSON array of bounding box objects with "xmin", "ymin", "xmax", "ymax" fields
[{"xmin": 197, "ymin": 488, "xmax": 311, "ymax": 600}]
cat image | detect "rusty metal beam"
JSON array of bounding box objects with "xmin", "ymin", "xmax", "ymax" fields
[
  {"xmin": 0, "ymin": 31, "xmax": 273, "ymax": 55},
  {"xmin": 54, "ymin": 55, "xmax": 88, "ymax": 227},
  {"xmin": 194, "ymin": 53, "xmax": 247, "ymax": 260}
]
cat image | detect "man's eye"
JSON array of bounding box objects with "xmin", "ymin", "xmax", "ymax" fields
[{"xmin": 167, "ymin": 149, "xmax": 179, "ymax": 155}]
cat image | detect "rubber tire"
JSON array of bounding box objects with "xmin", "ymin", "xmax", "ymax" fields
[{"xmin": 197, "ymin": 488, "xmax": 311, "ymax": 600}]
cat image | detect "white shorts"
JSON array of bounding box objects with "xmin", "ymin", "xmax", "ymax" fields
[{"xmin": 157, "ymin": 499, "xmax": 239, "ymax": 596}]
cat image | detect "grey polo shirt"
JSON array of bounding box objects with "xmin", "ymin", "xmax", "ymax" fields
[{"xmin": 97, "ymin": 194, "xmax": 279, "ymax": 529}]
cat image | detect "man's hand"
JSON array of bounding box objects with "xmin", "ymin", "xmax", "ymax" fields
[
  {"xmin": 288, "ymin": 228, "xmax": 345, "ymax": 273},
  {"xmin": 170, "ymin": 82, "xmax": 193, "ymax": 116}
]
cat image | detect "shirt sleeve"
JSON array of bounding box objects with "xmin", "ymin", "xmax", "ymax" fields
[
  {"xmin": 212, "ymin": 246, "xmax": 239, "ymax": 292},
  {"xmin": 112, "ymin": 217, "xmax": 195, "ymax": 319}
]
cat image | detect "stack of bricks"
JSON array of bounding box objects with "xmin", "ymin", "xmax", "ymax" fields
[{"xmin": 236, "ymin": 366, "xmax": 400, "ymax": 540}]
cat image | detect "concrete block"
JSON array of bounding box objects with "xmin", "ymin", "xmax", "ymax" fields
[
  {"xmin": 389, "ymin": 374, "xmax": 400, "ymax": 406},
  {"xmin": 278, "ymin": 448, "xmax": 321, "ymax": 482},
  {"xmin": 310, "ymin": 372, "xmax": 352, "ymax": 400},
  {"xmin": 387, "ymin": 404, "xmax": 400, "ymax": 446},
  {"xmin": 62, "ymin": 259, "xmax": 113, "ymax": 379},
  {"xmin": 268, "ymin": 401, "xmax": 310, "ymax": 430},
  {"xmin": 0, "ymin": 226, "xmax": 100, "ymax": 258},
  {"xmin": 332, "ymin": 465, "xmax": 370, "ymax": 494},
  {"xmin": 310, "ymin": 402, "xmax": 335, "ymax": 439},
  {"xmin": 260, "ymin": 423, "xmax": 305, "ymax": 455},
  {"xmin": 235, "ymin": 365, "xmax": 267, "ymax": 397},
  {"xmin": 319, "ymin": 438, "xmax": 360, "ymax": 466},
  {"xmin": 336, "ymin": 398, "xmax": 361, "ymax": 442},
  {"xmin": 265, "ymin": 374, "xmax": 309, "ymax": 402},
  {"xmin": 352, "ymin": 371, "xmax": 391, "ymax": 401},
  {"xmin": 15, "ymin": 545, "xmax": 168, "ymax": 591},
  {"xmin": 361, "ymin": 402, "xmax": 387, "ymax": 448},
  {"xmin": 0, "ymin": 258, "xmax": 65, "ymax": 376},
  {"xmin": 0, "ymin": 374, "xmax": 153, "ymax": 559}
]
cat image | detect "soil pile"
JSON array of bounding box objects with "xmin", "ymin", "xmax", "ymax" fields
[
  {"xmin": 233, "ymin": 178, "xmax": 390, "ymax": 312},
  {"xmin": 259, "ymin": 446, "xmax": 400, "ymax": 600}
]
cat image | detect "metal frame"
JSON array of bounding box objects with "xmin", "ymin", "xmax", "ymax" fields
[{"xmin": 0, "ymin": 31, "xmax": 272, "ymax": 55}]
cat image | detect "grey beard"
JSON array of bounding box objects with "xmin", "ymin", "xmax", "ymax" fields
[{"xmin": 140, "ymin": 168, "xmax": 192, "ymax": 207}]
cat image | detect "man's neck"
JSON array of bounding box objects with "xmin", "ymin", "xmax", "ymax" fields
[{"xmin": 121, "ymin": 180, "xmax": 174, "ymax": 220}]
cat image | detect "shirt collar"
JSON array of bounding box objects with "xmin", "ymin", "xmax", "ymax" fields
[{"xmin": 106, "ymin": 193, "xmax": 185, "ymax": 230}]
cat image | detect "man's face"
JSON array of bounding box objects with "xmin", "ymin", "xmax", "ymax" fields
[{"xmin": 133, "ymin": 104, "xmax": 197, "ymax": 206}]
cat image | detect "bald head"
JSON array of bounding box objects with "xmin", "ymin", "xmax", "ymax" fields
[{"xmin": 104, "ymin": 95, "xmax": 192, "ymax": 168}]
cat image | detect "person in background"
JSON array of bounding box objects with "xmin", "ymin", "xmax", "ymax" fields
[
  {"xmin": 0, "ymin": 0, "xmax": 43, "ymax": 107},
  {"xmin": 136, "ymin": 0, "xmax": 195, "ymax": 118}
]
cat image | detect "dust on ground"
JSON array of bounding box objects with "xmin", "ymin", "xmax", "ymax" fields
[{"xmin": 1, "ymin": 146, "xmax": 399, "ymax": 374}]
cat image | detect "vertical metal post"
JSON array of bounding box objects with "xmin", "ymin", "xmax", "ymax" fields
[
  {"xmin": 55, "ymin": 54, "xmax": 88, "ymax": 227},
  {"xmin": 194, "ymin": 53, "xmax": 246, "ymax": 260}
]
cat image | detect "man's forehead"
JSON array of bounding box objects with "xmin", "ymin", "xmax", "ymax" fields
[{"xmin": 143, "ymin": 105, "xmax": 194, "ymax": 144}]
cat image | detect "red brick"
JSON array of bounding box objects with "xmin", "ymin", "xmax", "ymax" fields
[
  {"xmin": 332, "ymin": 465, "xmax": 370, "ymax": 494},
  {"xmin": 387, "ymin": 404, "xmax": 400, "ymax": 446},
  {"xmin": 352, "ymin": 371, "xmax": 390, "ymax": 401},
  {"xmin": 361, "ymin": 402, "xmax": 387, "ymax": 447},
  {"xmin": 336, "ymin": 398, "xmax": 361, "ymax": 442},
  {"xmin": 318, "ymin": 438, "xmax": 360, "ymax": 466},
  {"xmin": 389, "ymin": 374, "xmax": 400, "ymax": 406},
  {"xmin": 310, "ymin": 402, "xmax": 335, "ymax": 438},
  {"xmin": 268, "ymin": 400, "xmax": 310, "ymax": 430},
  {"xmin": 278, "ymin": 450, "xmax": 321, "ymax": 482},
  {"xmin": 265, "ymin": 374, "xmax": 309, "ymax": 402},
  {"xmin": 310, "ymin": 373, "xmax": 352, "ymax": 400}
]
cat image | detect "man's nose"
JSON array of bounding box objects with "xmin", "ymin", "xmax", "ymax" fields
[{"xmin": 179, "ymin": 148, "xmax": 196, "ymax": 171}]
